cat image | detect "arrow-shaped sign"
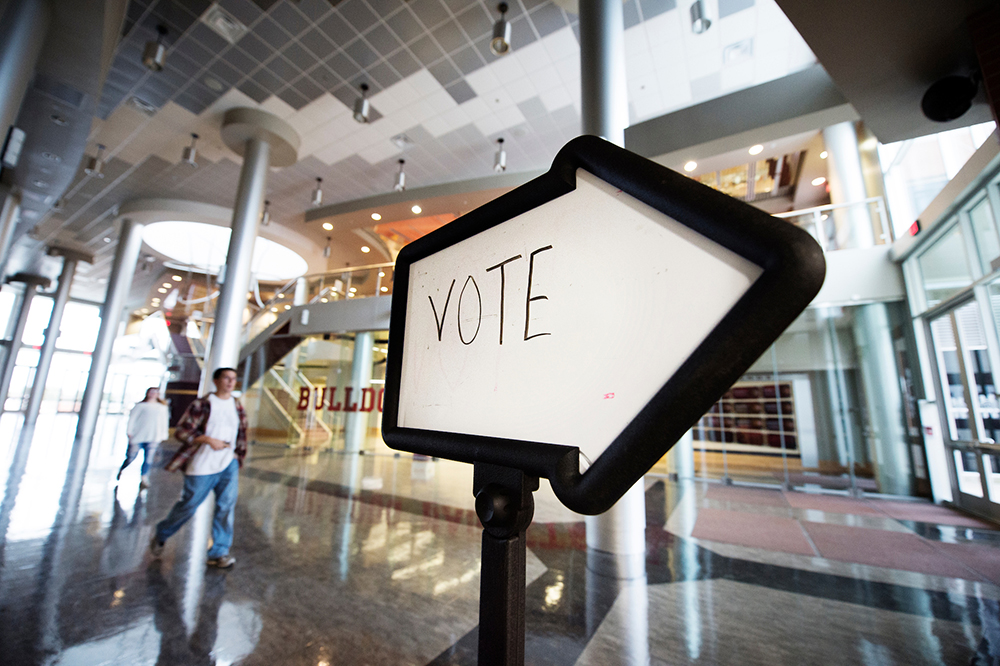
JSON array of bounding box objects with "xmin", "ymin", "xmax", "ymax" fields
[{"xmin": 383, "ymin": 136, "xmax": 825, "ymax": 514}]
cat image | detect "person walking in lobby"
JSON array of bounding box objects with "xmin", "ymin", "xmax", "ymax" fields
[
  {"xmin": 117, "ymin": 387, "xmax": 169, "ymax": 489},
  {"xmin": 149, "ymin": 367, "xmax": 247, "ymax": 569}
]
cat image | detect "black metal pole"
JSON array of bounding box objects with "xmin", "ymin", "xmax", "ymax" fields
[{"xmin": 474, "ymin": 463, "xmax": 538, "ymax": 666}]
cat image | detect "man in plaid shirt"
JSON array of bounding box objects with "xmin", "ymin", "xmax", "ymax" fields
[{"xmin": 149, "ymin": 367, "xmax": 247, "ymax": 568}]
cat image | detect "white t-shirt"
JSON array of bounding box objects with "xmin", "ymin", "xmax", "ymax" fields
[
  {"xmin": 187, "ymin": 394, "xmax": 239, "ymax": 476},
  {"xmin": 127, "ymin": 402, "xmax": 169, "ymax": 443}
]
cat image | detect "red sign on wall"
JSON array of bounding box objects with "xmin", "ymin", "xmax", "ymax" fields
[{"xmin": 296, "ymin": 387, "xmax": 385, "ymax": 413}]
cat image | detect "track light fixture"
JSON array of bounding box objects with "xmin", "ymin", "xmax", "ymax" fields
[
  {"xmin": 261, "ymin": 200, "xmax": 271, "ymax": 226},
  {"xmin": 143, "ymin": 24, "xmax": 169, "ymax": 71},
  {"xmin": 922, "ymin": 72, "xmax": 980, "ymax": 122},
  {"xmin": 394, "ymin": 159, "xmax": 406, "ymax": 192},
  {"xmin": 689, "ymin": 0, "xmax": 711, "ymax": 34},
  {"xmin": 491, "ymin": 3, "xmax": 512, "ymax": 56},
  {"xmin": 323, "ymin": 236, "xmax": 331, "ymax": 258},
  {"xmin": 312, "ymin": 177, "xmax": 323, "ymax": 206},
  {"xmin": 493, "ymin": 137, "xmax": 507, "ymax": 173},
  {"xmin": 84, "ymin": 144, "xmax": 106, "ymax": 178},
  {"xmin": 182, "ymin": 133, "xmax": 199, "ymax": 167},
  {"xmin": 353, "ymin": 83, "xmax": 370, "ymax": 123}
]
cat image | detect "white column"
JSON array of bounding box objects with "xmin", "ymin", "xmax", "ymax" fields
[
  {"xmin": 822, "ymin": 122, "xmax": 875, "ymax": 249},
  {"xmin": 344, "ymin": 331, "xmax": 374, "ymax": 452}
]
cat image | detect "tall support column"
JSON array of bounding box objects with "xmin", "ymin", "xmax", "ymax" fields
[
  {"xmin": 0, "ymin": 273, "xmax": 50, "ymax": 411},
  {"xmin": 579, "ymin": 0, "xmax": 646, "ymax": 580},
  {"xmin": 0, "ymin": 188, "xmax": 21, "ymax": 279},
  {"xmin": 204, "ymin": 109, "xmax": 300, "ymax": 388},
  {"xmin": 822, "ymin": 122, "xmax": 875, "ymax": 249},
  {"xmin": 74, "ymin": 218, "xmax": 145, "ymax": 447},
  {"xmin": 0, "ymin": 0, "xmax": 50, "ymax": 146},
  {"xmin": 22, "ymin": 249, "xmax": 91, "ymax": 428},
  {"xmin": 344, "ymin": 330, "xmax": 374, "ymax": 452}
]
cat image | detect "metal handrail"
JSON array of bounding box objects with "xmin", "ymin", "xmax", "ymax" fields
[
  {"xmin": 772, "ymin": 196, "xmax": 887, "ymax": 219},
  {"xmin": 292, "ymin": 368, "xmax": 333, "ymax": 438}
]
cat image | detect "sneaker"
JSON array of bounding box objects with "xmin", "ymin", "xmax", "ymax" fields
[
  {"xmin": 207, "ymin": 554, "xmax": 236, "ymax": 569},
  {"xmin": 149, "ymin": 535, "xmax": 164, "ymax": 558}
]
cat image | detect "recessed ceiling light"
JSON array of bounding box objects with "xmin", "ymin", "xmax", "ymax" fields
[
  {"xmin": 748, "ymin": 144, "xmax": 764, "ymax": 155},
  {"xmin": 204, "ymin": 76, "xmax": 224, "ymax": 92},
  {"xmin": 348, "ymin": 292, "xmax": 355, "ymax": 298},
  {"xmin": 820, "ymin": 151, "xmax": 828, "ymax": 159},
  {"xmin": 103, "ymin": 237, "xmax": 111, "ymax": 243},
  {"xmin": 361, "ymin": 246, "xmax": 370, "ymax": 253},
  {"xmin": 378, "ymin": 271, "xmax": 385, "ymax": 277},
  {"xmin": 349, "ymin": 287, "xmax": 357, "ymax": 293},
  {"xmin": 277, "ymin": 293, "xmax": 284, "ymax": 298},
  {"xmin": 683, "ymin": 161, "xmax": 697, "ymax": 172},
  {"xmin": 411, "ymin": 205, "xmax": 422, "ymax": 214},
  {"xmin": 172, "ymin": 275, "xmax": 182, "ymax": 281},
  {"xmin": 811, "ymin": 177, "xmax": 827, "ymax": 186},
  {"xmin": 162, "ymin": 282, "xmax": 171, "ymax": 287},
  {"xmin": 157, "ymin": 287, "xmax": 167, "ymax": 293},
  {"xmin": 371, "ymin": 213, "xmax": 382, "ymax": 221},
  {"xmin": 380, "ymin": 286, "xmax": 388, "ymax": 292},
  {"xmin": 284, "ymin": 304, "xmax": 291, "ymax": 310},
  {"xmin": 322, "ymin": 222, "xmax": 333, "ymax": 230},
  {"xmin": 271, "ymin": 307, "xmax": 278, "ymax": 312},
  {"xmin": 320, "ymin": 297, "xmax": 329, "ymax": 303}
]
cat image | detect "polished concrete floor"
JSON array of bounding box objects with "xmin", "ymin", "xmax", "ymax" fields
[{"xmin": 1, "ymin": 414, "xmax": 999, "ymax": 665}]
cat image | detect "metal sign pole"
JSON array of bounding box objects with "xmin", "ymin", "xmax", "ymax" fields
[{"xmin": 473, "ymin": 463, "xmax": 538, "ymax": 666}]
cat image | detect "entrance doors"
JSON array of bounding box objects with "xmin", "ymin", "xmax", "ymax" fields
[{"xmin": 928, "ymin": 298, "xmax": 1000, "ymax": 521}]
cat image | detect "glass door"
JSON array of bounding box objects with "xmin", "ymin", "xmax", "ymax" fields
[{"xmin": 927, "ymin": 299, "xmax": 1000, "ymax": 520}]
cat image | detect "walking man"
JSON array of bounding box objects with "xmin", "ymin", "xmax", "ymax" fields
[{"xmin": 150, "ymin": 367, "xmax": 246, "ymax": 568}]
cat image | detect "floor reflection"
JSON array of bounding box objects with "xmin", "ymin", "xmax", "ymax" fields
[{"xmin": 0, "ymin": 433, "xmax": 997, "ymax": 665}]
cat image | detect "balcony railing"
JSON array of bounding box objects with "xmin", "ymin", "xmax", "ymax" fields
[{"xmin": 774, "ymin": 197, "xmax": 891, "ymax": 252}]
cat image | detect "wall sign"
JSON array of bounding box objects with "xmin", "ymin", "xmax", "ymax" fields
[{"xmin": 382, "ymin": 136, "xmax": 825, "ymax": 515}]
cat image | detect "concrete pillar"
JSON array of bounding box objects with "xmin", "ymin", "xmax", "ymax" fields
[
  {"xmin": 822, "ymin": 122, "xmax": 875, "ymax": 250},
  {"xmin": 579, "ymin": 0, "xmax": 646, "ymax": 579},
  {"xmin": 74, "ymin": 218, "xmax": 144, "ymax": 447},
  {"xmin": 202, "ymin": 108, "xmax": 299, "ymax": 390},
  {"xmin": 22, "ymin": 248, "xmax": 92, "ymax": 428},
  {"xmin": 0, "ymin": 188, "xmax": 21, "ymax": 279},
  {"xmin": 852, "ymin": 303, "xmax": 912, "ymax": 495},
  {"xmin": 0, "ymin": 272, "xmax": 50, "ymax": 411},
  {"xmin": 344, "ymin": 330, "xmax": 373, "ymax": 452},
  {"xmin": 0, "ymin": 0, "xmax": 50, "ymax": 146}
]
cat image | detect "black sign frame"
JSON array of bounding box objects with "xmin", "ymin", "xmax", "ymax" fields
[{"xmin": 382, "ymin": 135, "xmax": 825, "ymax": 515}]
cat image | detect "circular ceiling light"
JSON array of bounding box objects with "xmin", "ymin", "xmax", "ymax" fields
[
  {"xmin": 411, "ymin": 205, "xmax": 422, "ymax": 214},
  {"xmin": 322, "ymin": 222, "xmax": 333, "ymax": 230},
  {"xmin": 361, "ymin": 246, "xmax": 370, "ymax": 253},
  {"xmin": 811, "ymin": 177, "xmax": 827, "ymax": 186},
  {"xmin": 820, "ymin": 151, "xmax": 828, "ymax": 159},
  {"xmin": 172, "ymin": 275, "xmax": 182, "ymax": 281},
  {"xmin": 748, "ymin": 144, "xmax": 764, "ymax": 155},
  {"xmin": 143, "ymin": 221, "xmax": 308, "ymax": 282},
  {"xmin": 371, "ymin": 213, "xmax": 382, "ymax": 221},
  {"xmin": 683, "ymin": 161, "xmax": 697, "ymax": 172}
]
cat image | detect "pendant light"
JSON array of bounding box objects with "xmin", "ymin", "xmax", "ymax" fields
[
  {"xmin": 143, "ymin": 25, "xmax": 169, "ymax": 71},
  {"xmin": 493, "ymin": 137, "xmax": 507, "ymax": 173},
  {"xmin": 84, "ymin": 144, "xmax": 106, "ymax": 178},
  {"xmin": 690, "ymin": 0, "xmax": 711, "ymax": 34},
  {"xmin": 312, "ymin": 177, "xmax": 323, "ymax": 206},
  {"xmin": 353, "ymin": 83, "xmax": 370, "ymax": 123},
  {"xmin": 491, "ymin": 3, "xmax": 512, "ymax": 56},
  {"xmin": 182, "ymin": 133, "xmax": 199, "ymax": 167},
  {"xmin": 393, "ymin": 159, "xmax": 406, "ymax": 192}
]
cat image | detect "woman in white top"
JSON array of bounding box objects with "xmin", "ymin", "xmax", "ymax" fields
[{"xmin": 117, "ymin": 387, "xmax": 169, "ymax": 488}]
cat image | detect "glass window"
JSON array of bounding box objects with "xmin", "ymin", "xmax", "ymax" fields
[
  {"xmin": 918, "ymin": 223, "xmax": 973, "ymax": 308},
  {"xmin": 969, "ymin": 196, "xmax": 1000, "ymax": 274}
]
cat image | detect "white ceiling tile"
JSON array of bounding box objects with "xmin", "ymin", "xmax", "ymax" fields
[
  {"xmin": 631, "ymin": 87, "xmax": 664, "ymax": 123},
  {"xmin": 660, "ymin": 81, "xmax": 692, "ymax": 112},
  {"xmin": 718, "ymin": 12, "xmax": 758, "ymax": 46},
  {"xmin": 408, "ymin": 98, "xmax": 437, "ymax": 123},
  {"xmin": 373, "ymin": 79, "xmax": 420, "ymax": 113},
  {"xmin": 542, "ymin": 27, "xmax": 579, "ymax": 61},
  {"xmin": 259, "ymin": 95, "xmax": 297, "ymax": 119},
  {"xmin": 720, "ymin": 61, "xmax": 755, "ymax": 92},
  {"xmin": 459, "ymin": 97, "xmax": 492, "ymax": 121},
  {"xmin": 423, "ymin": 114, "xmax": 454, "ymax": 138},
  {"xmin": 643, "ymin": 11, "xmax": 682, "ymax": 48},
  {"xmin": 687, "ymin": 50, "xmax": 722, "ymax": 80},
  {"xmin": 490, "ymin": 54, "xmax": 527, "ymax": 85},
  {"xmin": 465, "ymin": 67, "xmax": 503, "ymax": 95},
  {"xmin": 539, "ymin": 86, "xmax": 573, "ymax": 112},
  {"xmin": 553, "ymin": 56, "xmax": 579, "ymax": 87},
  {"xmin": 359, "ymin": 140, "xmax": 401, "ymax": 165},
  {"xmin": 439, "ymin": 105, "xmax": 471, "ymax": 129},
  {"xmin": 526, "ymin": 64, "xmax": 561, "ymax": 92},
  {"xmin": 289, "ymin": 94, "xmax": 344, "ymax": 136},
  {"xmin": 624, "ymin": 26, "xmax": 649, "ymax": 58},
  {"xmin": 513, "ymin": 40, "xmax": 552, "ymax": 71},
  {"xmin": 473, "ymin": 114, "xmax": 507, "ymax": 137},
  {"xmin": 390, "ymin": 108, "xmax": 418, "ymax": 130},
  {"xmin": 504, "ymin": 77, "xmax": 538, "ymax": 104},
  {"xmin": 313, "ymin": 141, "xmax": 350, "ymax": 165},
  {"xmin": 752, "ymin": 49, "xmax": 789, "ymax": 85},
  {"xmin": 482, "ymin": 87, "xmax": 517, "ymax": 110},
  {"xmin": 426, "ymin": 89, "xmax": 456, "ymax": 113}
]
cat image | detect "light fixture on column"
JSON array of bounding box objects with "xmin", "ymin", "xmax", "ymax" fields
[
  {"xmin": 393, "ymin": 159, "xmax": 406, "ymax": 192},
  {"xmin": 143, "ymin": 24, "xmax": 169, "ymax": 71},
  {"xmin": 689, "ymin": 0, "xmax": 711, "ymax": 34},
  {"xmin": 182, "ymin": 133, "xmax": 199, "ymax": 167},
  {"xmin": 353, "ymin": 83, "xmax": 370, "ymax": 123},
  {"xmin": 261, "ymin": 199, "xmax": 271, "ymax": 226},
  {"xmin": 84, "ymin": 144, "xmax": 106, "ymax": 178},
  {"xmin": 323, "ymin": 237, "xmax": 331, "ymax": 258},
  {"xmin": 491, "ymin": 3, "xmax": 511, "ymax": 56},
  {"xmin": 311, "ymin": 177, "xmax": 323, "ymax": 206},
  {"xmin": 493, "ymin": 137, "xmax": 507, "ymax": 173}
]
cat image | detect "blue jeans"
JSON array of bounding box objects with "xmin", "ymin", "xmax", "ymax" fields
[
  {"xmin": 119, "ymin": 441, "xmax": 156, "ymax": 477},
  {"xmin": 155, "ymin": 460, "xmax": 239, "ymax": 558}
]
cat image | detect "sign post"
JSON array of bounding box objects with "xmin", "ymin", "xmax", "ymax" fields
[{"xmin": 382, "ymin": 135, "xmax": 826, "ymax": 665}]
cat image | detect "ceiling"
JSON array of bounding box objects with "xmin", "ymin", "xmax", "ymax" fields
[
  {"xmin": 3, "ymin": 0, "xmax": 818, "ymax": 302},
  {"xmin": 1, "ymin": 0, "xmax": 994, "ymax": 308}
]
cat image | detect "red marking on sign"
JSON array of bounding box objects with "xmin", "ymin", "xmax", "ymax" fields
[
  {"xmin": 603, "ymin": 393, "xmax": 615, "ymax": 400},
  {"xmin": 924, "ymin": 426, "xmax": 934, "ymax": 436}
]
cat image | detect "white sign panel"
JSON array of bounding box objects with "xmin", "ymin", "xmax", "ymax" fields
[{"xmin": 397, "ymin": 169, "xmax": 763, "ymax": 465}]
